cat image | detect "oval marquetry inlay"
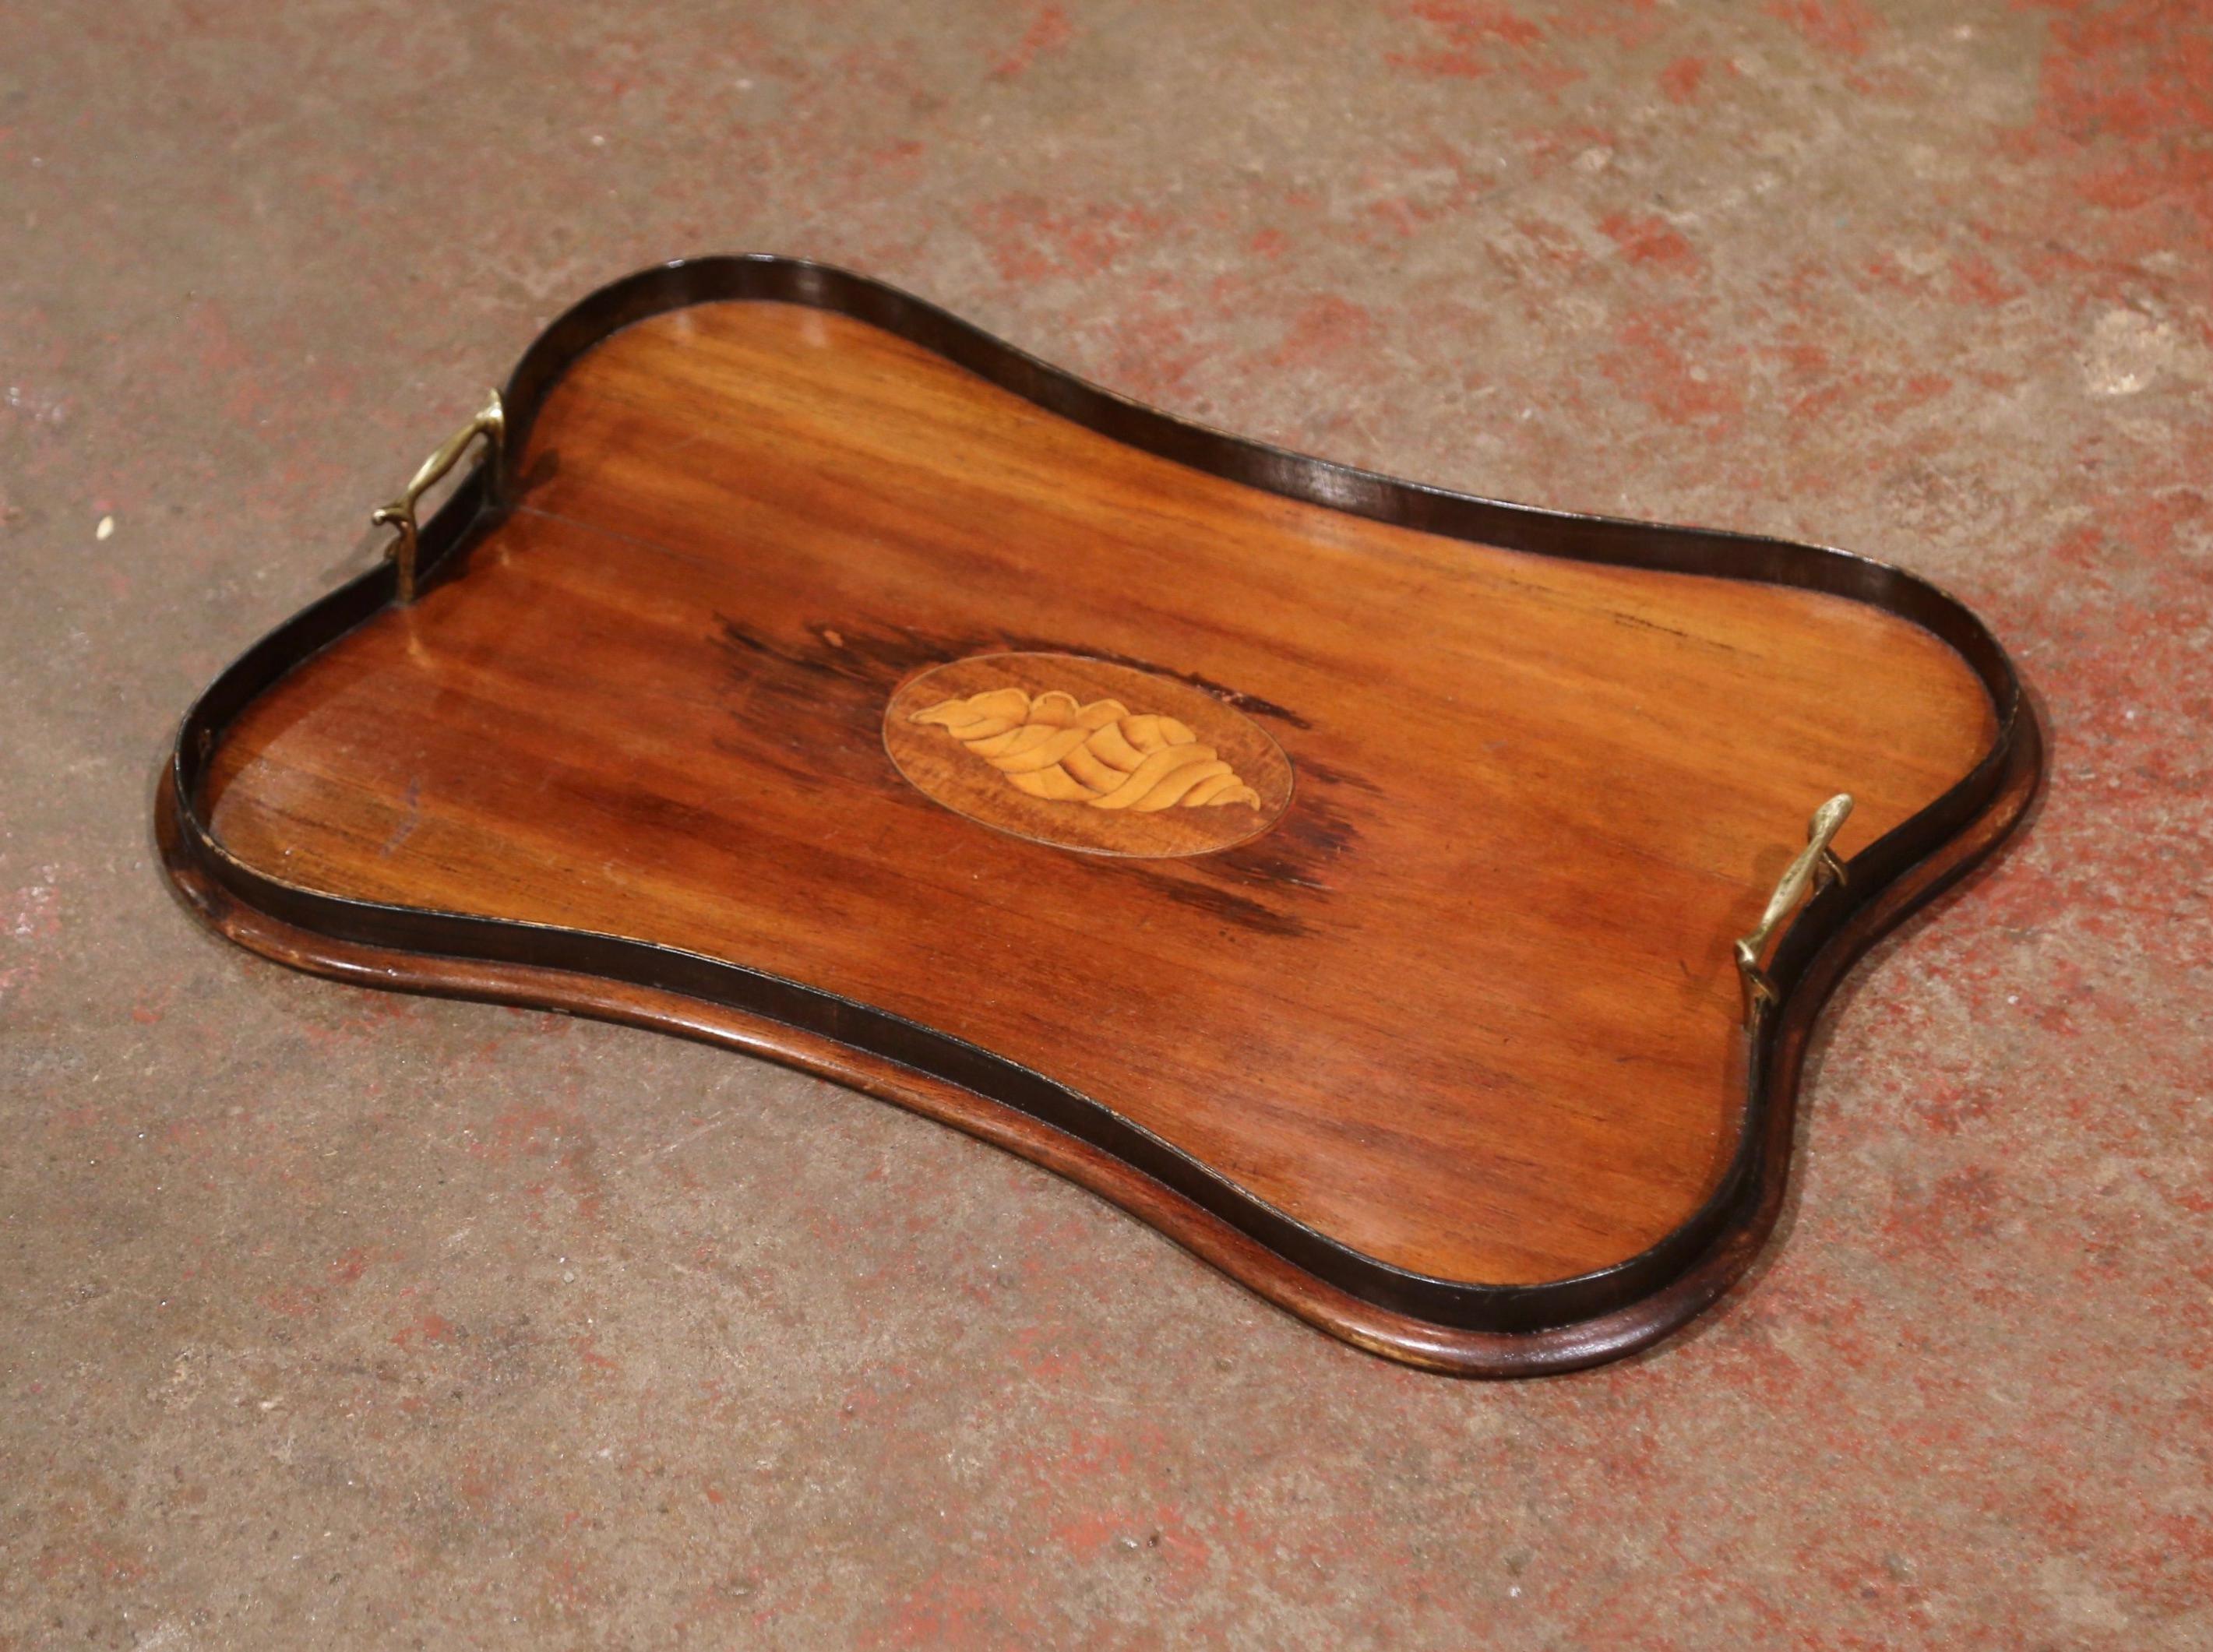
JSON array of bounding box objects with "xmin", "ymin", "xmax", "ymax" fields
[{"xmin": 883, "ymin": 653, "xmax": 1295, "ymax": 858}]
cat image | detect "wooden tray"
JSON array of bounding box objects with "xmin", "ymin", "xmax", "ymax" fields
[{"xmin": 159, "ymin": 256, "xmax": 2040, "ymax": 1375}]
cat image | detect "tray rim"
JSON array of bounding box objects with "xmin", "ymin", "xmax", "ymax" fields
[{"xmin": 157, "ymin": 253, "xmax": 2044, "ymax": 1375}]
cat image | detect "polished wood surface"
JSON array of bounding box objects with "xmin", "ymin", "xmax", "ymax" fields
[{"xmin": 199, "ymin": 298, "xmax": 1996, "ymax": 1293}]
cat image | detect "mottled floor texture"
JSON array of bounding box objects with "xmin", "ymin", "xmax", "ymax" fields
[{"xmin": 3, "ymin": 2, "xmax": 2208, "ymax": 1647}]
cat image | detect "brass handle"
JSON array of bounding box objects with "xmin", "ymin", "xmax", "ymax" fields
[
  {"xmin": 371, "ymin": 390, "xmax": 506, "ymax": 603},
  {"xmin": 1734, "ymin": 793, "xmax": 1852, "ymax": 1028}
]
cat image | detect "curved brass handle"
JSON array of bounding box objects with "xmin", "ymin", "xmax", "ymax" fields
[
  {"xmin": 1734, "ymin": 793, "xmax": 1852, "ymax": 1028},
  {"xmin": 371, "ymin": 390, "xmax": 506, "ymax": 603}
]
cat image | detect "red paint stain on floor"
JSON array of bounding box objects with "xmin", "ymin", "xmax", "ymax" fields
[
  {"xmin": 1599, "ymin": 210, "xmax": 1702, "ymax": 273},
  {"xmin": 391, "ymin": 1311, "xmax": 459, "ymax": 1351},
  {"xmin": 1269, "ymin": 294, "xmax": 1380, "ymax": 368},
  {"xmin": 967, "ymin": 194, "xmax": 1166, "ymax": 283},
  {"xmin": 1658, "ymin": 53, "xmax": 1708, "ymax": 103},
  {"xmin": 990, "ymin": 4, "xmax": 1073, "ymax": 79},
  {"xmin": 1764, "ymin": 0, "xmax": 1881, "ymax": 59},
  {"xmin": 1949, "ymin": 251, "xmax": 2021, "ymax": 307},
  {"xmin": 1389, "ymin": 0, "xmax": 1578, "ymax": 90},
  {"xmin": 1598, "ymin": 305, "xmax": 1744, "ymax": 429},
  {"xmin": 2009, "ymin": 0, "xmax": 2213, "ymax": 257}
]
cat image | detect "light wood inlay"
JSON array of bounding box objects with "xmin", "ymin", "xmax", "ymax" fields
[
  {"xmin": 914, "ymin": 691, "xmax": 1263, "ymax": 812},
  {"xmin": 884, "ymin": 653, "xmax": 1292, "ymax": 856}
]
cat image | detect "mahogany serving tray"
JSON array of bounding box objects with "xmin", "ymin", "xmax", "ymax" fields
[{"xmin": 160, "ymin": 255, "xmax": 2039, "ymax": 1375}]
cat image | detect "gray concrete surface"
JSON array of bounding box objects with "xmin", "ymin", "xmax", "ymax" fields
[{"xmin": 3, "ymin": 2, "xmax": 2208, "ymax": 1646}]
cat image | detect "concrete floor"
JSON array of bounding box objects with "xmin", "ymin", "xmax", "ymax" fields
[{"xmin": 4, "ymin": 1, "xmax": 2208, "ymax": 1646}]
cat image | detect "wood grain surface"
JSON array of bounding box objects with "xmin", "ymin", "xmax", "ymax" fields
[{"xmin": 199, "ymin": 298, "xmax": 1997, "ymax": 1292}]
